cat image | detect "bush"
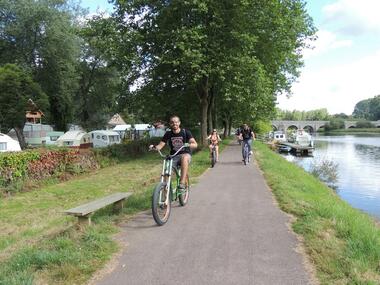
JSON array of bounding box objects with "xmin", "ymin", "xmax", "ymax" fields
[
  {"xmin": 309, "ymin": 158, "xmax": 339, "ymax": 189},
  {"xmin": 324, "ymin": 118, "xmax": 345, "ymax": 131},
  {"xmin": 356, "ymin": 120, "xmax": 374, "ymax": 128},
  {"xmin": 0, "ymin": 149, "xmax": 99, "ymax": 195},
  {"xmin": 96, "ymin": 138, "xmax": 162, "ymax": 160}
]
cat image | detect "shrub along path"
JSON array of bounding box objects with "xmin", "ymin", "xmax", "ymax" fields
[{"xmin": 94, "ymin": 143, "xmax": 313, "ymax": 285}]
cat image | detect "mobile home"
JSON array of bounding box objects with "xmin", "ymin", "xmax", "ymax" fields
[{"xmin": 89, "ymin": 130, "xmax": 121, "ymax": 148}]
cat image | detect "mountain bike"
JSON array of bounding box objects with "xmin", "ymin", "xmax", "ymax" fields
[
  {"xmin": 242, "ymin": 140, "xmax": 251, "ymax": 165},
  {"xmin": 151, "ymin": 144, "xmax": 190, "ymax": 226}
]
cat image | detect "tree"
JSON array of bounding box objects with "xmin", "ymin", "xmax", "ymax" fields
[
  {"xmin": 0, "ymin": 64, "xmax": 49, "ymax": 148},
  {"xmin": 0, "ymin": 0, "xmax": 82, "ymax": 130},
  {"xmin": 111, "ymin": 0, "xmax": 315, "ymax": 145},
  {"xmin": 74, "ymin": 16, "xmax": 124, "ymax": 130},
  {"xmin": 353, "ymin": 98, "xmax": 371, "ymax": 120},
  {"xmin": 353, "ymin": 95, "xmax": 380, "ymax": 121}
]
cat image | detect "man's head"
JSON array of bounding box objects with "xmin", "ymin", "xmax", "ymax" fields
[
  {"xmin": 243, "ymin": 124, "xmax": 248, "ymax": 130},
  {"xmin": 169, "ymin": 115, "xmax": 181, "ymax": 132}
]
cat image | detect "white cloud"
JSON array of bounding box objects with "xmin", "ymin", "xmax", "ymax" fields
[
  {"xmin": 322, "ymin": 0, "xmax": 380, "ymax": 36},
  {"xmin": 303, "ymin": 30, "xmax": 352, "ymax": 59},
  {"xmin": 277, "ymin": 49, "xmax": 380, "ymax": 114}
]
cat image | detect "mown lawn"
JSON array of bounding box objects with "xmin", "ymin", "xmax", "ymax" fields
[
  {"xmin": 254, "ymin": 141, "xmax": 380, "ymax": 285},
  {"xmin": 0, "ymin": 140, "xmax": 230, "ymax": 285}
]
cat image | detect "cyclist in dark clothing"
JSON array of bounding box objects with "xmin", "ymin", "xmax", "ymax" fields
[
  {"xmin": 238, "ymin": 124, "xmax": 255, "ymax": 161},
  {"xmin": 149, "ymin": 115, "xmax": 197, "ymax": 191}
]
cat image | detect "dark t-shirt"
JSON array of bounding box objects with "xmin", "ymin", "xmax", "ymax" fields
[
  {"xmin": 161, "ymin": 128, "xmax": 193, "ymax": 155},
  {"xmin": 241, "ymin": 128, "xmax": 253, "ymax": 140}
]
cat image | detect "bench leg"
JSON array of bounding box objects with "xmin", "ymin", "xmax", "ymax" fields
[
  {"xmin": 78, "ymin": 214, "xmax": 92, "ymax": 226},
  {"xmin": 113, "ymin": 199, "xmax": 125, "ymax": 213}
]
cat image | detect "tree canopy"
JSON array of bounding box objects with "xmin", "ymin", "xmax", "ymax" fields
[
  {"xmin": 110, "ymin": 0, "xmax": 315, "ymax": 144},
  {"xmin": 0, "ymin": 0, "xmax": 316, "ymax": 145},
  {"xmin": 353, "ymin": 95, "xmax": 380, "ymax": 121}
]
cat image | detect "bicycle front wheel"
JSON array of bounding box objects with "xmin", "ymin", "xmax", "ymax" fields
[
  {"xmin": 152, "ymin": 182, "xmax": 171, "ymax": 226},
  {"xmin": 178, "ymin": 175, "xmax": 190, "ymax": 206},
  {"xmin": 211, "ymin": 149, "xmax": 216, "ymax": 168}
]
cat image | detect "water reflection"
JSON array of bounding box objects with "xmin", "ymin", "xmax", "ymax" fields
[{"xmin": 282, "ymin": 134, "xmax": 380, "ymax": 219}]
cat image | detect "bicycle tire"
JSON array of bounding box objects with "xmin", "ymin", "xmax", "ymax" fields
[
  {"xmin": 211, "ymin": 148, "xmax": 216, "ymax": 167},
  {"xmin": 152, "ymin": 182, "xmax": 171, "ymax": 226},
  {"xmin": 178, "ymin": 175, "xmax": 190, "ymax": 206},
  {"xmin": 243, "ymin": 144, "xmax": 248, "ymax": 165}
]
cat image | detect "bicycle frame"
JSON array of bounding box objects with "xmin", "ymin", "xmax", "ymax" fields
[
  {"xmin": 242, "ymin": 140, "xmax": 251, "ymax": 164},
  {"xmin": 157, "ymin": 147, "xmax": 185, "ymax": 206}
]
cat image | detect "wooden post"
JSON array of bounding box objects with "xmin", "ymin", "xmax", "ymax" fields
[
  {"xmin": 113, "ymin": 199, "xmax": 124, "ymax": 213},
  {"xmin": 78, "ymin": 214, "xmax": 92, "ymax": 227}
]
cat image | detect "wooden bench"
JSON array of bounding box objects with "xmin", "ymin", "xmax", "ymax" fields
[{"xmin": 65, "ymin": 192, "xmax": 132, "ymax": 226}]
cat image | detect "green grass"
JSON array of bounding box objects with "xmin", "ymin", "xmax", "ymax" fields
[
  {"xmin": 254, "ymin": 141, "xmax": 380, "ymax": 284},
  {"xmin": 0, "ymin": 139, "xmax": 231, "ymax": 285}
]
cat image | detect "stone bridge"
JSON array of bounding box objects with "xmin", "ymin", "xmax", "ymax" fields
[{"xmin": 271, "ymin": 120, "xmax": 380, "ymax": 132}]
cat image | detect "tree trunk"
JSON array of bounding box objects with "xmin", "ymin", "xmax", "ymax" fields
[
  {"xmin": 212, "ymin": 90, "xmax": 217, "ymax": 130},
  {"xmin": 207, "ymin": 86, "xmax": 214, "ymax": 133},
  {"xmin": 223, "ymin": 120, "xmax": 228, "ymax": 138},
  {"xmin": 228, "ymin": 116, "xmax": 232, "ymax": 136},
  {"xmin": 197, "ymin": 76, "xmax": 209, "ymax": 147},
  {"xmin": 15, "ymin": 126, "xmax": 27, "ymax": 149}
]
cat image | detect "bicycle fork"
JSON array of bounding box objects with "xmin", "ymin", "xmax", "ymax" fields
[{"xmin": 160, "ymin": 159, "xmax": 173, "ymax": 206}]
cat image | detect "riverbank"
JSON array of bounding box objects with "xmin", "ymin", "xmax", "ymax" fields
[
  {"xmin": 254, "ymin": 141, "xmax": 380, "ymax": 284},
  {"xmin": 320, "ymin": 128, "xmax": 380, "ymax": 135},
  {"xmin": 0, "ymin": 140, "xmax": 230, "ymax": 285}
]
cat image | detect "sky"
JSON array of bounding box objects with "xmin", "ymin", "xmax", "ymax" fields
[{"xmin": 80, "ymin": 0, "xmax": 380, "ymax": 115}]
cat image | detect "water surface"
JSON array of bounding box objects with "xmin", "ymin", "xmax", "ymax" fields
[{"xmin": 283, "ymin": 134, "xmax": 380, "ymax": 218}]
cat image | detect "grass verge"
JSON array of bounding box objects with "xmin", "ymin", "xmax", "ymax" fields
[
  {"xmin": 0, "ymin": 139, "xmax": 230, "ymax": 285},
  {"xmin": 254, "ymin": 141, "xmax": 380, "ymax": 284}
]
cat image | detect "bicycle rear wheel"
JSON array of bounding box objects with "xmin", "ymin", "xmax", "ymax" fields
[
  {"xmin": 178, "ymin": 175, "xmax": 190, "ymax": 206},
  {"xmin": 152, "ymin": 182, "xmax": 171, "ymax": 226}
]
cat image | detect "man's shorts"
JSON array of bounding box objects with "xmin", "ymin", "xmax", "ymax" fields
[{"xmin": 172, "ymin": 153, "xmax": 192, "ymax": 168}]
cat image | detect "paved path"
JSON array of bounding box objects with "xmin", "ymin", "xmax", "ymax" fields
[{"xmin": 95, "ymin": 143, "xmax": 313, "ymax": 285}]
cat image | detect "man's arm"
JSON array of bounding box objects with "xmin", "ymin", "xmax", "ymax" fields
[
  {"xmin": 188, "ymin": 138, "xmax": 197, "ymax": 150},
  {"xmin": 155, "ymin": 141, "xmax": 166, "ymax": 150}
]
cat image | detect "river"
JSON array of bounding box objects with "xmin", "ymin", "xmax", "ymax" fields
[{"xmin": 283, "ymin": 134, "xmax": 380, "ymax": 219}]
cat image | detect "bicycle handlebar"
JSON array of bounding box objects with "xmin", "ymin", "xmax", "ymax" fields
[{"xmin": 154, "ymin": 144, "xmax": 189, "ymax": 159}]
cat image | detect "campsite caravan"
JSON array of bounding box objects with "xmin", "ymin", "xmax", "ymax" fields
[
  {"xmin": 89, "ymin": 130, "xmax": 121, "ymax": 148},
  {"xmin": 42, "ymin": 131, "xmax": 64, "ymax": 145},
  {"xmin": 0, "ymin": 133, "xmax": 21, "ymax": 152},
  {"xmin": 56, "ymin": 131, "xmax": 92, "ymax": 148}
]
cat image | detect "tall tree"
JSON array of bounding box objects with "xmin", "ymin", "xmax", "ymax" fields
[
  {"xmin": 0, "ymin": 0, "xmax": 81, "ymax": 130},
  {"xmin": 0, "ymin": 64, "xmax": 49, "ymax": 148},
  {"xmin": 111, "ymin": 0, "xmax": 315, "ymax": 144}
]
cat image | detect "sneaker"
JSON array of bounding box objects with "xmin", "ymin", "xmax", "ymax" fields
[{"xmin": 178, "ymin": 183, "xmax": 187, "ymax": 194}]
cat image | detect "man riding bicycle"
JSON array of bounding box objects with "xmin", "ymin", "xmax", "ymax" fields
[
  {"xmin": 238, "ymin": 124, "xmax": 255, "ymax": 162},
  {"xmin": 149, "ymin": 115, "xmax": 198, "ymax": 191},
  {"xmin": 207, "ymin": 129, "xmax": 221, "ymax": 162}
]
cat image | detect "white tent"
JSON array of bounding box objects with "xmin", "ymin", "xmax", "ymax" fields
[
  {"xmin": 56, "ymin": 131, "xmax": 92, "ymax": 148},
  {"xmin": 0, "ymin": 133, "xmax": 21, "ymax": 152}
]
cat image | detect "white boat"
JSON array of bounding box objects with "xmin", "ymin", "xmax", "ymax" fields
[
  {"xmin": 288, "ymin": 130, "xmax": 313, "ymax": 147},
  {"xmin": 269, "ymin": 131, "xmax": 287, "ymax": 143}
]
